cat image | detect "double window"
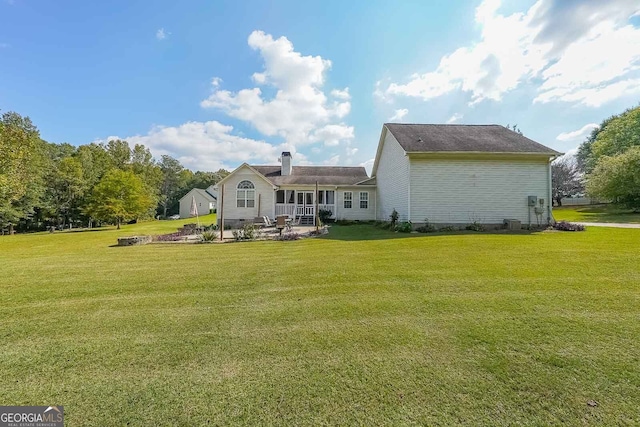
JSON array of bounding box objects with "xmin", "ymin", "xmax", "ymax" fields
[
  {"xmin": 236, "ymin": 180, "xmax": 255, "ymax": 208},
  {"xmin": 359, "ymin": 192, "xmax": 369, "ymax": 209},
  {"xmin": 343, "ymin": 192, "xmax": 353, "ymax": 209},
  {"xmin": 318, "ymin": 190, "xmax": 335, "ymax": 205}
]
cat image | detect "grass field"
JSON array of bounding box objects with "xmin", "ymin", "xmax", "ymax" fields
[
  {"xmin": 1, "ymin": 216, "xmax": 639, "ymax": 425},
  {"xmin": 554, "ymin": 204, "xmax": 640, "ymax": 223}
]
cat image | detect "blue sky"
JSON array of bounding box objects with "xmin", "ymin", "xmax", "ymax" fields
[{"xmin": 1, "ymin": 0, "xmax": 639, "ymax": 172}]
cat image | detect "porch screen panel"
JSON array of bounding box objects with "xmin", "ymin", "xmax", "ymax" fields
[
  {"xmin": 326, "ymin": 191, "xmax": 335, "ymax": 204},
  {"xmin": 276, "ymin": 190, "xmax": 285, "ymax": 204}
]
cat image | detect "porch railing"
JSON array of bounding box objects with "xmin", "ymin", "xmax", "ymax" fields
[{"xmin": 274, "ymin": 204, "xmax": 335, "ymax": 218}]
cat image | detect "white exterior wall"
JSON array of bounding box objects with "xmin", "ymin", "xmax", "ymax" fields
[
  {"xmin": 375, "ymin": 130, "xmax": 410, "ymax": 221},
  {"xmin": 179, "ymin": 190, "xmax": 215, "ymax": 219},
  {"xmin": 409, "ymin": 158, "xmax": 551, "ymax": 224},
  {"xmin": 218, "ymin": 166, "xmax": 274, "ymax": 221},
  {"xmin": 335, "ymin": 187, "xmax": 376, "ymax": 221}
]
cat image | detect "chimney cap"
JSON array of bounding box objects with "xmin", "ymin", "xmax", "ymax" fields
[{"xmin": 281, "ymin": 151, "xmax": 292, "ymax": 157}]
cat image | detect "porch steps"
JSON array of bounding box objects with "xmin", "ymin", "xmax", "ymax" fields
[{"xmin": 299, "ymin": 216, "xmax": 314, "ymax": 225}]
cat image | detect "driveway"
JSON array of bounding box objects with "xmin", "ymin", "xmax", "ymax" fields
[{"xmin": 575, "ymin": 222, "xmax": 640, "ymax": 229}]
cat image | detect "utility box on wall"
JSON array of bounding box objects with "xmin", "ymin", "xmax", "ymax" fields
[{"xmin": 528, "ymin": 196, "xmax": 538, "ymax": 206}]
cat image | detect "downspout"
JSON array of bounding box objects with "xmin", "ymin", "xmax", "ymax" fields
[
  {"xmin": 407, "ymin": 157, "xmax": 411, "ymax": 222},
  {"xmin": 547, "ymin": 158, "xmax": 554, "ymax": 225}
]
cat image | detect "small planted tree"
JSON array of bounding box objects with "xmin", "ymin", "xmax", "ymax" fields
[
  {"xmin": 85, "ymin": 169, "xmax": 155, "ymax": 229},
  {"xmin": 551, "ymin": 158, "xmax": 584, "ymax": 206}
]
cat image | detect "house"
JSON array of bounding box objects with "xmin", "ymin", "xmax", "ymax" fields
[
  {"xmin": 216, "ymin": 124, "xmax": 560, "ymax": 228},
  {"xmin": 179, "ymin": 186, "xmax": 217, "ymax": 218},
  {"xmin": 214, "ymin": 152, "xmax": 375, "ymax": 227},
  {"xmin": 374, "ymin": 124, "xmax": 560, "ymax": 227}
]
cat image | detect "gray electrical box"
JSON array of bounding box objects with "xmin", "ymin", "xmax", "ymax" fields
[
  {"xmin": 528, "ymin": 196, "xmax": 538, "ymax": 206},
  {"xmin": 539, "ymin": 198, "xmax": 545, "ymax": 206}
]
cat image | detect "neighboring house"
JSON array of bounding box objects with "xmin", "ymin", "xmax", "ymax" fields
[
  {"xmin": 179, "ymin": 186, "xmax": 217, "ymax": 219},
  {"xmin": 216, "ymin": 124, "xmax": 560, "ymax": 228},
  {"xmin": 214, "ymin": 152, "xmax": 375, "ymax": 227},
  {"xmin": 373, "ymin": 124, "xmax": 560, "ymax": 226}
]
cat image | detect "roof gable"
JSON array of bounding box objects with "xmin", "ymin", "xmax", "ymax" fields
[{"xmin": 384, "ymin": 123, "xmax": 561, "ymax": 155}]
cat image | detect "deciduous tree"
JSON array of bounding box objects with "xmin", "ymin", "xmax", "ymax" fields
[
  {"xmin": 587, "ymin": 147, "xmax": 640, "ymax": 212},
  {"xmin": 85, "ymin": 169, "xmax": 155, "ymax": 229}
]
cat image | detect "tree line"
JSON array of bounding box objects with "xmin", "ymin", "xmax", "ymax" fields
[
  {"xmin": 0, "ymin": 111, "xmax": 229, "ymax": 232},
  {"xmin": 552, "ymin": 104, "xmax": 640, "ymax": 211}
]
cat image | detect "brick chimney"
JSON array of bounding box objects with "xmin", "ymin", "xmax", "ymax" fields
[{"xmin": 281, "ymin": 151, "xmax": 292, "ymax": 176}]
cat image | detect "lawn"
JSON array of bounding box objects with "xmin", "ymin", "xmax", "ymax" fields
[
  {"xmin": 554, "ymin": 203, "xmax": 640, "ymax": 223},
  {"xmin": 1, "ymin": 219, "xmax": 639, "ymax": 425}
]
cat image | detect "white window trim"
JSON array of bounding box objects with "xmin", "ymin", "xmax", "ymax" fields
[
  {"xmin": 344, "ymin": 191, "xmax": 353, "ymax": 209},
  {"xmin": 237, "ymin": 180, "xmax": 255, "ymax": 208},
  {"xmin": 359, "ymin": 191, "xmax": 369, "ymax": 209}
]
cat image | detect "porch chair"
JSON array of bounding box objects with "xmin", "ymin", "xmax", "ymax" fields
[{"xmin": 263, "ymin": 216, "xmax": 275, "ymax": 227}]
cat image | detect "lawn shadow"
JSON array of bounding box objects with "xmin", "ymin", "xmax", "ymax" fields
[{"xmin": 321, "ymin": 224, "xmax": 541, "ymax": 241}]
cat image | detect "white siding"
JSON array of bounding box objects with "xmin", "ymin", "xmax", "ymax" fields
[
  {"xmin": 218, "ymin": 166, "xmax": 274, "ymax": 221},
  {"xmin": 179, "ymin": 190, "xmax": 215, "ymax": 219},
  {"xmin": 409, "ymin": 158, "xmax": 551, "ymax": 224},
  {"xmin": 335, "ymin": 187, "xmax": 376, "ymax": 221},
  {"xmin": 375, "ymin": 130, "xmax": 410, "ymax": 221}
]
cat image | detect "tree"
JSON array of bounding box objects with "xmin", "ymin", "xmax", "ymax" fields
[
  {"xmin": 85, "ymin": 169, "xmax": 155, "ymax": 229},
  {"xmin": 45, "ymin": 156, "xmax": 85, "ymax": 227},
  {"xmin": 505, "ymin": 124, "xmax": 523, "ymax": 135},
  {"xmin": 0, "ymin": 111, "xmax": 46, "ymax": 229},
  {"xmin": 587, "ymin": 147, "xmax": 640, "ymax": 212},
  {"xmin": 551, "ymin": 158, "xmax": 584, "ymax": 206},
  {"xmin": 577, "ymin": 105, "xmax": 640, "ymax": 173},
  {"xmin": 158, "ymin": 155, "xmax": 184, "ymax": 218}
]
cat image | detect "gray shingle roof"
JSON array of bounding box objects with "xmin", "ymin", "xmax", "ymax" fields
[
  {"xmin": 252, "ymin": 165, "xmax": 370, "ymax": 186},
  {"xmin": 385, "ymin": 124, "xmax": 560, "ymax": 154}
]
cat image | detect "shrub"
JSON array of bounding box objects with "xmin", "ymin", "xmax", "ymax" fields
[
  {"xmin": 318, "ymin": 209, "xmax": 333, "ymax": 224},
  {"xmin": 200, "ymin": 230, "xmax": 218, "ymax": 241},
  {"xmin": 395, "ymin": 221, "xmax": 413, "ymax": 233},
  {"xmin": 232, "ymin": 223, "xmax": 260, "ymax": 241},
  {"xmin": 275, "ymin": 232, "xmax": 300, "ymax": 241},
  {"xmin": 465, "ymin": 221, "xmax": 485, "ymax": 232},
  {"xmin": 553, "ymin": 221, "xmax": 586, "ymax": 231},
  {"xmin": 415, "ymin": 218, "xmax": 436, "ymax": 233},
  {"xmin": 390, "ymin": 209, "xmax": 399, "ymax": 229},
  {"xmin": 438, "ymin": 225, "xmax": 457, "ymax": 232}
]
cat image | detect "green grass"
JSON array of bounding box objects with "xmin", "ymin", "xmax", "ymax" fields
[
  {"xmin": 1, "ymin": 220, "xmax": 639, "ymax": 425},
  {"xmin": 554, "ymin": 204, "xmax": 640, "ymax": 223}
]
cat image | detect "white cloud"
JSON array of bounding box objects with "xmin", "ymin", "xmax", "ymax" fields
[
  {"xmin": 360, "ymin": 158, "xmax": 375, "ymax": 175},
  {"xmin": 388, "ymin": 108, "xmax": 409, "ymax": 121},
  {"xmin": 346, "ymin": 147, "xmax": 358, "ymax": 156},
  {"xmin": 447, "ymin": 113, "xmax": 463, "ymax": 124},
  {"xmin": 323, "ymin": 155, "xmax": 341, "ymax": 166},
  {"xmin": 310, "ymin": 124, "xmax": 355, "ymax": 147},
  {"xmin": 156, "ymin": 28, "xmax": 170, "ymax": 40},
  {"xmin": 119, "ymin": 121, "xmax": 283, "ymax": 171},
  {"xmin": 556, "ymin": 123, "xmax": 599, "ymax": 141},
  {"xmin": 384, "ymin": 0, "xmax": 640, "ymax": 108},
  {"xmin": 201, "ymin": 30, "xmax": 353, "ymax": 150},
  {"xmin": 331, "ymin": 88, "xmax": 351, "ymax": 100}
]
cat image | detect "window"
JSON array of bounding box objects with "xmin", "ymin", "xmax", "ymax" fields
[
  {"xmin": 286, "ymin": 190, "xmax": 295, "ymax": 204},
  {"xmin": 343, "ymin": 191, "xmax": 352, "ymax": 209},
  {"xmin": 276, "ymin": 190, "xmax": 285, "ymax": 204},
  {"xmin": 236, "ymin": 180, "xmax": 255, "ymax": 208},
  {"xmin": 359, "ymin": 192, "xmax": 369, "ymax": 209},
  {"xmin": 318, "ymin": 190, "xmax": 335, "ymax": 205}
]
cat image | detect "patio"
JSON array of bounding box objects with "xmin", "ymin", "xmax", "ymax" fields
[{"xmin": 218, "ymin": 224, "xmax": 321, "ymax": 240}]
